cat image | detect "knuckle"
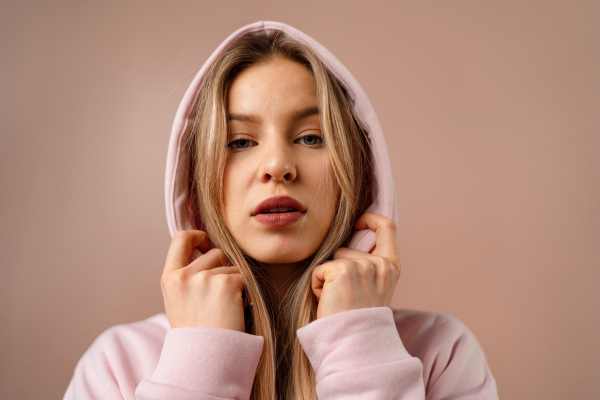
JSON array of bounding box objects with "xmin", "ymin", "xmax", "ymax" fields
[
  {"xmin": 196, "ymin": 270, "xmax": 211, "ymax": 285},
  {"xmin": 173, "ymin": 230, "xmax": 192, "ymax": 241},
  {"xmin": 334, "ymin": 260, "xmax": 374, "ymax": 277},
  {"xmin": 377, "ymin": 257, "xmax": 391, "ymax": 269},
  {"xmin": 337, "ymin": 260, "xmax": 354, "ymax": 274},
  {"xmin": 384, "ymin": 260, "xmax": 397, "ymax": 276},
  {"xmin": 171, "ymin": 271, "xmax": 188, "ymax": 287},
  {"xmin": 161, "ymin": 270, "xmax": 187, "ymax": 289},
  {"xmin": 333, "ymin": 248, "xmax": 346, "ymax": 258},
  {"xmin": 357, "ymin": 260, "xmax": 375, "ymax": 276},
  {"xmin": 383, "ymin": 219, "xmax": 397, "ymax": 232},
  {"xmin": 210, "ymin": 248, "xmax": 226, "ymax": 260},
  {"xmin": 212, "ymin": 273, "xmax": 230, "ymax": 286},
  {"xmin": 214, "ymin": 273, "xmax": 239, "ymax": 290},
  {"xmin": 377, "ymin": 257, "xmax": 395, "ymax": 274},
  {"xmin": 386, "ymin": 256, "xmax": 400, "ymax": 273}
]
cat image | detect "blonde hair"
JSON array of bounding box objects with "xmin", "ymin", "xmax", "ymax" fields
[{"xmin": 188, "ymin": 32, "xmax": 371, "ymax": 399}]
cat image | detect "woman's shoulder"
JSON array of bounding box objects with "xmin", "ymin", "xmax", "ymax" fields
[
  {"xmin": 67, "ymin": 313, "xmax": 267, "ymax": 399},
  {"xmin": 92, "ymin": 313, "xmax": 170, "ymax": 352},
  {"xmin": 78, "ymin": 314, "xmax": 169, "ymax": 378},
  {"xmin": 391, "ymin": 308, "xmax": 473, "ymax": 339},
  {"xmin": 390, "ymin": 308, "xmax": 483, "ymax": 357},
  {"xmin": 390, "ymin": 308, "xmax": 496, "ymax": 395},
  {"xmin": 93, "ymin": 312, "xmax": 169, "ymax": 351},
  {"xmin": 65, "ymin": 314, "xmax": 169, "ymax": 398}
]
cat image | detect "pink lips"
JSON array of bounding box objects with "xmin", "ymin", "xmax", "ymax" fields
[{"xmin": 252, "ymin": 196, "xmax": 306, "ymax": 227}]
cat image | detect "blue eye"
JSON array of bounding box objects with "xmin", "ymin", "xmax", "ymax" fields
[
  {"xmin": 297, "ymin": 135, "xmax": 323, "ymax": 146},
  {"xmin": 228, "ymin": 139, "xmax": 254, "ymax": 150}
]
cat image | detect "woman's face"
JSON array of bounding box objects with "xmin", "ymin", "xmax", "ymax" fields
[{"xmin": 223, "ymin": 57, "xmax": 338, "ymax": 267}]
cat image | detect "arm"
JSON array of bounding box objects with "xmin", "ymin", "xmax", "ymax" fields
[
  {"xmin": 64, "ymin": 321, "xmax": 263, "ymax": 400},
  {"xmin": 297, "ymin": 307, "xmax": 425, "ymax": 400},
  {"xmin": 401, "ymin": 311, "xmax": 498, "ymax": 400},
  {"xmin": 65, "ymin": 230, "xmax": 259, "ymax": 400},
  {"xmin": 136, "ymin": 327, "xmax": 263, "ymax": 400},
  {"xmin": 304, "ymin": 213, "xmax": 425, "ymax": 399},
  {"xmin": 298, "ymin": 308, "xmax": 498, "ymax": 400}
]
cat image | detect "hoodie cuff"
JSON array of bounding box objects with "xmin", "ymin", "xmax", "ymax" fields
[
  {"xmin": 150, "ymin": 327, "xmax": 263, "ymax": 399},
  {"xmin": 296, "ymin": 307, "xmax": 412, "ymax": 380}
]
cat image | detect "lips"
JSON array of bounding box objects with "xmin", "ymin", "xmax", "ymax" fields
[
  {"xmin": 252, "ymin": 196, "xmax": 306, "ymax": 216},
  {"xmin": 252, "ymin": 196, "xmax": 306, "ymax": 227}
]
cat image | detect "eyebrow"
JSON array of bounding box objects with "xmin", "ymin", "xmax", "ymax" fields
[{"xmin": 227, "ymin": 106, "xmax": 320, "ymax": 123}]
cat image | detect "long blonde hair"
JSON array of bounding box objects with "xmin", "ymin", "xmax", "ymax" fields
[{"xmin": 188, "ymin": 31, "xmax": 371, "ymax": 399}]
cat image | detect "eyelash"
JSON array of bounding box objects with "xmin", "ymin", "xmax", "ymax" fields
[
  {"xmin": 228, "ymin": 138, "xmax": 255, "ymax": 150},
  {"xmin": 227, "ymin": 134, "xmax": 323, "ymax": 150},
  {"xmin": 296, "ymin": 134, "xmax": 323, "ymax": 146}
]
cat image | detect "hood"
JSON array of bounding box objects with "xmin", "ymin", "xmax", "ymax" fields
[{"xmin": 165, "ymin": 20, "xmax": 397, "ymax": 253}]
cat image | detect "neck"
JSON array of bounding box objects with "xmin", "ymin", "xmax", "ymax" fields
[{"xmin": 262, "ymin": 262, "xmax": 301, "ymax": 309}]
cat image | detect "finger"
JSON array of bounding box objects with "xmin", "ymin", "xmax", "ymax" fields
[
  {"xmin": 333, "ymin": 246, "xmax": 381, "ymax": 264},
  {"xmin": 206, "ymin": 266, "xmax": 240, "ymax": 275},
  {"xmin": 333, "ymin": 247, "xmax": 400, "ymax": 285},
  {"xmin": 353, "ymin": 213, "xmax": 399, "ymax": 265},
  {"xmin": 311, "ymin": 261, "xmax": 333, "ymax": 298},
  {"xmin": 206, "ymin": 270, "xmax": 245, "ymax": 294},
  {"xmin": 187, "ymin": 248, "xmax": 230, "ymax": 272},
  {"xmin": 164, "ymin": 230, "xmax": 212, "ymax": 271},
  {"xmin": 224, "ymin": 272, "xmax": 245, "ymax": 294}
]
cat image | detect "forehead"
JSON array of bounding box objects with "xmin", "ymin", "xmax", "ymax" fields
[{"xmin": 226, "ymin": 57, "xmax": 318, "ymax": 119}]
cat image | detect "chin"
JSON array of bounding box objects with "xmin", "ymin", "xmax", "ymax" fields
[
  {"xmin": 247, "ymin": 249, "xmax": 314, "ymax": 265},
  {"xmin": 242, "ymin": 239, "xmax": 319, "ymax": 266},
  {"xmin": 252, "ymin": 254, "xmax": 307, "ymax": 265}
]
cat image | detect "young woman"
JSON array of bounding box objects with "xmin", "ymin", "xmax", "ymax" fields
[{"xmin": 65, "ymin": 21, "xmax": 498, "ymax": 399}]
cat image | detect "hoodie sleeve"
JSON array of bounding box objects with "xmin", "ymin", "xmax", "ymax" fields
[
  {"xmin": 297, "ymin": 307, "xmax": 425, "ymax": 399},
  {"xmin": 64, "ymin": 321, "xmax": 263, "ymax": 400},
  {"xmin": 296, "ymin": 307, "xmax": 498, "ymax": 400},
  {"xmin": 135, "ymin": 328, "xmax": 264, "ymax": 400}
]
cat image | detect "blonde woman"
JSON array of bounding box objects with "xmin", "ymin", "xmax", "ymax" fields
[{"xmin": 65, "ymin": 21, "xmax": 498, "ymax": 399}]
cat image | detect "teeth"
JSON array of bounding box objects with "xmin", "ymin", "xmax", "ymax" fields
[{"xmin": 262, "ymin": 208, "xmax": 296, "ymax": 214}]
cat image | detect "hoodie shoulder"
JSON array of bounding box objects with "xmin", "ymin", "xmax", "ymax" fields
[
  {"xmin": 65, "ymin": 314, "xmax": 265, "ymax": 400},
  {"xmin": 65, "ymin": 314, "xmax": 169, "ymax": 399},
  {"xmin": 94, "ymin": 313, "xmax": 169, "ymax": 358},
  {"xmin": 392, "ymin": 309, "xmax": 498, "ymax": 399}
]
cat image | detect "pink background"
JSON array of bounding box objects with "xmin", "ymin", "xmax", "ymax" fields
[{"xmin": 1, "ymin": 1, "xmax": 599, "ymax": 398}]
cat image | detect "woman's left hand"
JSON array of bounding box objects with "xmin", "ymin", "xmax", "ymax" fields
[{"xmin": 312, "ymin": 212, "xmax": 401, "ymax": 319}]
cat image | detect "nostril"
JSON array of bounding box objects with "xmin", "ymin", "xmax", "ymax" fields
[{"xmin": 260, "ymin": 159, "xmax": 296, "ymax": 182}]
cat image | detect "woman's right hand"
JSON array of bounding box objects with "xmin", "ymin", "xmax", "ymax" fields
[{"xmin": 161, "ymin": 230, "xmax": 246, "ymax": 332}]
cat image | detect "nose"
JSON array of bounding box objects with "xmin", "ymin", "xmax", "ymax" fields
[{"xmin": 258, "ymin": 140, "xmax": 297, "ymax": 183}]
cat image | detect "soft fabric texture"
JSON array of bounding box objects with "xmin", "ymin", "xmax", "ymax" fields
[{"xmin": 65, "ymin": 21, "xmax": 498, "ymax": 399}]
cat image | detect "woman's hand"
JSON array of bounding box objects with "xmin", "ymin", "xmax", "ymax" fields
[
  {"xmin": 161, "ymin": 230, "xmax": 245, "ymax": 331},
  {"xmin": 312, "ymin": 213, "xmax": 401, "ymax": 319}
]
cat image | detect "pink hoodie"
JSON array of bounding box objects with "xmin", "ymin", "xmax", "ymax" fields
[{"xmin": 64, "ymin": 21, "xmax": 498, "ymax": 399}]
